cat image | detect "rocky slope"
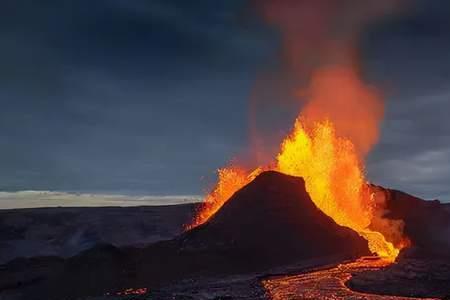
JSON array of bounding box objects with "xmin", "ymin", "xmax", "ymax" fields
[
  {"xmin": 0, "ymin": 204, "xmax": 195, "ymax": 264},
  {"xmin": 1, "ymin": 171, "xmax": 370, "ymax": 300}
]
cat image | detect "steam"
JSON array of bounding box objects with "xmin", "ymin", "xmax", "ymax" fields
[
  {"xmin": 257, "ymin": 0, "xmax": 402, "ymax": 75},
  {"xmin": 302, "ymin": 67, "xmax": 383, "ymax": 156},
  {"xmin": 252, "ymin": 0, "xmax": 403, "ymax": 157}
]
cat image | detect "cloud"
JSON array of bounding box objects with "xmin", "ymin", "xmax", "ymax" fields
[
  {"xmin": 366, "ymin": 86, "xmax": 450, "ymax": 202},
  {"xmin": 369, "ymin": 147, "xmax": 450, "ymax": 200},
  {"xmin": 0, "ymin": 0, "xmax": 449, "ymax": 199}
]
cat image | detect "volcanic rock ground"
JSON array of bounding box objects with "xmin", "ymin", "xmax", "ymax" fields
[
  {"xmin": 0, "ymin": 171, "xmax": 449, "ymax": 300},
  {"xmin": 0, "ymin": 205, "xmax": 196, "ymax": 264}
]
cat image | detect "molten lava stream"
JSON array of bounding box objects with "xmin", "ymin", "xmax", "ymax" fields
[
  {"xmin": 276, "ymin": 120, "xmax": 402, "ymax": 261},
  {"xmin": 262, "ymin": 257, "xmax": 438, "ymax": 300},
  {"xmin": 188, "ymin": 120, "xmax": 406, "ymax": 262}
]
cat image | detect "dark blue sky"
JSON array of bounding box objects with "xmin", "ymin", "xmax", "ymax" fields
[{"xmin": 1, "ymin": 0, "xmax": 449, "ymax": 200}]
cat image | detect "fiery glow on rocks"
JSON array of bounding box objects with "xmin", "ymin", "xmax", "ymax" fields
[{"xmin": 116, "ymin": 288, "xmax": 148, "ymax": 296}]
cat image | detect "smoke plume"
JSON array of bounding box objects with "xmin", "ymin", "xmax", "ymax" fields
[{"xmin": 250, "ymin": 0, "xmax": 403, "ymax": 158}]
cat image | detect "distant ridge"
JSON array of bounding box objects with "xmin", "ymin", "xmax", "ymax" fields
[{"xmin": 0, "ymin": 190, "xmax": 202, "ymax": 209}]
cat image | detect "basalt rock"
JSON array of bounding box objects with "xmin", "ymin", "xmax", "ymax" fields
[{"xmin": 371, "ymin": 185, "xmax": 450, "ymax": 258}]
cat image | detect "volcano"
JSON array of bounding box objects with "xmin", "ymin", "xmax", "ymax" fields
[
  {"xmin": 7, "ymin": 171, "xmax": 370, "ymax": 300},
  {"xmin": 2, "ymin": 171, "xmax": 450, "ymax": 300},
  {"xmin": 181, "ymin": 171, "xmax": 370, "ymax": 265}
]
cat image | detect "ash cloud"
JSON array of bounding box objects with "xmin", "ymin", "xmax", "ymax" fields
[{"xmin": 248, "ymin": 0, "xmax": 404, "ymax": 161}]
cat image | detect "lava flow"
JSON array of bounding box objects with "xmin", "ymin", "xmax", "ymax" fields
[
  {"xmin": 262, "ymin": 257, "xmax": 438, "ymax": 300},
  {"xmin": 276, "ymin": 119, "xmax": 402, "ymax": 260}
]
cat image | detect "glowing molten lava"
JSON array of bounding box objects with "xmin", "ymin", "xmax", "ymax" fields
[
  {"xmin": 188, "ymin": 113, "xmax": 406, "ymax": 261},
  {"xmin": 187, "ymin": 167, "xmax": 263, "ymax": 230},
  {"xmin": 187, "ymin": 0, "xmax": 409, "ymax": 262},
  {"xmin": 276, "ymin": 120, "xmax": 401, "ymax": 260},
  {"xmin": 188, "ymin": 119, "xmax": 407, "ymax": 262}
]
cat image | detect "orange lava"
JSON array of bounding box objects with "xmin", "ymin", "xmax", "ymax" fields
[
  {"xmin": 186, "ymin": 167, "xmax": 263, "ymax": 230},
  {"xmin": 262, "ymin": 257, "xmax": 438, "ymax": 300},
  {"xmin": 276, "ymin": 120, "xmax": 401, "ymax": 261},
  {"xmin": 116, "ymin": 287, "xmax": 148, "ymax": 296},
  {"xmin": 186, "ymin": 0, "xmax": 409, "ymax": 262},
  {"xmin": 188, "ymin": 120, "xmax": 405, "ymax": 261}
]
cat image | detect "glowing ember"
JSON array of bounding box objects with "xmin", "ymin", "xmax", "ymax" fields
[{"xmin": 116, "ymin": 287, "xmax": 148, "ymax": 296}]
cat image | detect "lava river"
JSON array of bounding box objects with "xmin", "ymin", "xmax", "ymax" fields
[{"xmin": 262, "ymin": 257, "xmax": 438, "ymax": 300}]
